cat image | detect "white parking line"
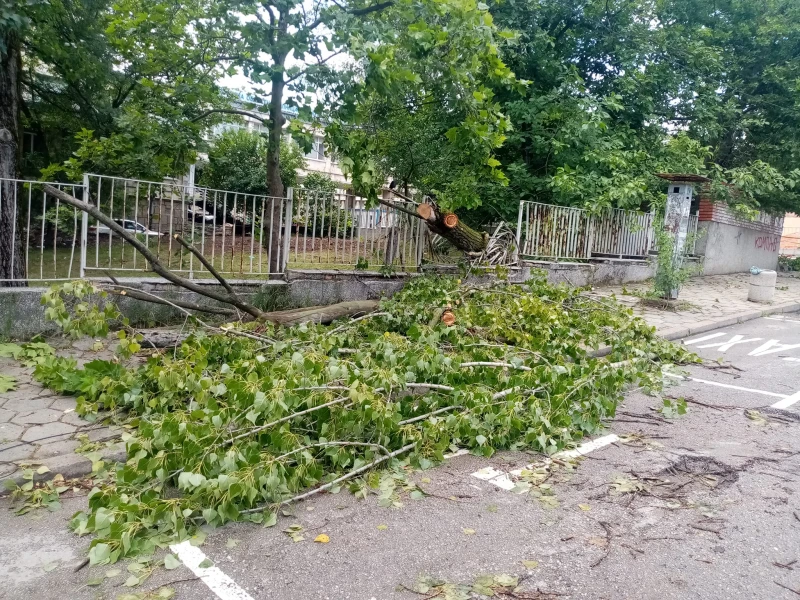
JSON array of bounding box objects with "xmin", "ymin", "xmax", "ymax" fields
[
  {"xmin": 471, "ymin": 434, "xmax": 620, "ymax": 490},
  {"xmin": 663, "ymin": 373, "xmax": 788, "ymax": 399},
  {"xmin": 771, "ymin": 390, "xmax": 800, "ymax": 410},
  {"xmin": 171, "ymin": 541, "xmax": 255, "ymax": 600}
]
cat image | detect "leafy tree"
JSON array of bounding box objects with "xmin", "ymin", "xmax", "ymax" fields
[
  {"xmin": 199, "ymin": 129, "xmax": 305, "ymax": 195},
  {"xmin": 19, "ymin": 0, "xmax": 236, "ymax": 180},
  {"xmin": 473, "ymin": 0, "xmax": 800, "ymax": 218},
  {"xmin": 202, "ymin": 0, "xmax": 522, "ymax": 270}
]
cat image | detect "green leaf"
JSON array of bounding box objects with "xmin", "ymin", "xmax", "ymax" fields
[
  {"xmin": 163, "ymin": 554, "xmax": 181, "ymax": 570},
  {"xmin": 198, "ymin": 558, "xmax": 213, "ymax": 569}
]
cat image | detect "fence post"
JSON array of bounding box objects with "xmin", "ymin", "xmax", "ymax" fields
[
  {"xmin": 282, "ymin": 187, "xmax": 293, "ymax": 273},
  {"xmin": 516, "ymin": 200, "xmax": 525, "ymax": 255},
  {"xmin": 79, "ymin": 173, "xmax": 89, "ymax": 279}
]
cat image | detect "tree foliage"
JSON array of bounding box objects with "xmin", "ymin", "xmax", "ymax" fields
[
  {"xmin": 24, "ymin": 274, "xmax": 695, "ymax": 563},
  {"xmin": 199, "ymin": 129, "xmax": 305, "ymax": 195},
  {"xmin": 19, "ymin": 0, "xmax": 235, "ymax": 180}
]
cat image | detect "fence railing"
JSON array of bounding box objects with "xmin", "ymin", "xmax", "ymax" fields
[
  {"xmin": 1, "ymin": 175, "xmax": 430, "ymax": 282},
  {"xmin": 82, "ymin": 174, "xmax": 290, "ymax": 279},
  {"xmin": 287, "ymin": 188, "xmax": 424, "ymax": 270},
  {"xmin": 0, "ymin": 178, "xmax": 85, "ymax": 283},
  {"xmin": 517, "ymin": 201, "xmax": 658, "ymax": 260}
]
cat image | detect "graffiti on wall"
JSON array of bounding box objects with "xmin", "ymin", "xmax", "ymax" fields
[{"xmin": 755, "ymin": 236, "xmax": 780, "ymax": 252}]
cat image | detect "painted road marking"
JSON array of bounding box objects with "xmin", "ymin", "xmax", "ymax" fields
[
  {"xmin": 771, "ymin": 391, "xmax": 800, "ymax": 410},
  {"xmin": 664, "ymin": 373, "xmax": 788, "ymax": 399},
  {"xmin": 697, "ymin": 334, "xmax": 763, "ymax": 352},
  {"xmin": 684, "ymin": 332, "xmax": 727, "ymax": 345},
  {"xmin": 765, "ymin": 316, "xmax": 800, "ymax": 324},
  {"xmin": 471, "ymin": 434, "xmax": 620, "ymax": 490},
  {"xmin": 171, "ymin": 541, "xmax": 255, "ymax": 600},
  {"xmin": 784, "ymin": 357, "xmax": 800, "ymax": 362},
  {"xmin": 748, "ymin": 339, "xmax": 800, "ymax": 357}
]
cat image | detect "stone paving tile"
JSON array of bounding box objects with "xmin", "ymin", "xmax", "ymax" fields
[
  {"xmin": 593, "ymin": 272, "xmax": 800, "ymax": 332},
  {"xmin": 0, "ymin": 344, "xmax": 118, "ymax": 484}
]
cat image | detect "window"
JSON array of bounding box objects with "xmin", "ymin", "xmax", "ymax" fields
[{"xmin": 306, "ymin": 138, "xmax": 325, "ymax": 161}]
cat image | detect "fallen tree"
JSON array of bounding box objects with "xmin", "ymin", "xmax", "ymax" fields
[{"xmin": 19, "ymin": 274, "xmax": 697, "ymax": 569}]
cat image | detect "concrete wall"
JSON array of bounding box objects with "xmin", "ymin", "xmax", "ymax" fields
[
  {"xmin": 696, "ymin": 221, "xmax": 781, "ymax": 275},
  {"xmin": 0, "ymin": 271, "xmax": 413, "ymax": 340},
  {"xmin": 522, "ymin": 259, "xmax": 656, "ymax": 287}
]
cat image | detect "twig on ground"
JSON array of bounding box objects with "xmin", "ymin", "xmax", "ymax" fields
[
  {"xmin": 399, "ymin": 406, "xmax": 463, "ymax": 425},
  {"xmin": 774, "ymin": 560, "xmax": 797, "ymax": 570},
  {"xmin": 327, "ymin": 311, "xmax": 391, "ymax": 335},
  {"xmin": 775, "ymin": 581, "xmax": 800, "ymax": 596},
  {"xmin": 240, "ymin": 443, "xmax": 416, "ymax": 514}
]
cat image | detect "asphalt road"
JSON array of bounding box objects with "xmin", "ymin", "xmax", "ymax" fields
[{"xmin": 2, "ymin": 316, "xmax": 800, "ymax": 600}]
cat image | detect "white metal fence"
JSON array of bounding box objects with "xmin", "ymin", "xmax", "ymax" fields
[
  {"xmin": 516, "ymin": 201, "xmax": 656, "ymax": 260},
  {"xmin": 82, "ymin": 174, "xmax": 290, "ymax": 279},
  {"xmin": 1, "ymin": 175, "xmax": 428, "ymax": 282},
  {"xmin": 0, "ymin": 178, "xmax": 85, "ymax": 283},
  {"xmin": 288, "ymin": 188, "xmax": 424, "ymax": 270}
]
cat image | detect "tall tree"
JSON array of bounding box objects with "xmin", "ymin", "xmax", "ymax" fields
[
  {"xmin": 199, "ymin": 0, "xmax": 521, "ymax": 271},
  {"xmin": 0, "ymin": 5, "xmax": 29, "ymax": 285}
]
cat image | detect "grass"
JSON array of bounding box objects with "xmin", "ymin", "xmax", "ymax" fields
[{"xmin": 22, "ymin": 232, "xmax": 420, "ymax": 282}]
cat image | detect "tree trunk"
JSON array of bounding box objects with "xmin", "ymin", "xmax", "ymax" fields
[
  {"xmin": 0, "ymin": 29, "xmax": 27, "ymax": 286},
  {"xmin": 265, "ymin": 17, "xmax": 290, "ymax": 277},
  {"xmin": 417, "ymin": 203, "xmax": 487, "ymax": 252}
]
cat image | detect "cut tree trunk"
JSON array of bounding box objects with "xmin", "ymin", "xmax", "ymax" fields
[
  {"xmin": 0, "ymin": 30, "xmax": 27, "ymax": 286},
  {"xmin": 263, "ymin": 300, "xmax": 380, "ymax": 326},
  {"xmin": 416, "ymin": 203, "xmax": 487, "ymax": 253},
  {"xmin": 138, "ymin": 300, "xmax": 381, "ymax": 347}
]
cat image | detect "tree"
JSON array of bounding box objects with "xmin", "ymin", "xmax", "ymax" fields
[
  {"xmin": 472, "ymin": 0, "xmax": 800, "ymax": 218},
  {"xmin": 199, "ymin": 129, "xmax": 306, "ymax": 195},
  {"xmin": 201, "ymin": 0, "xmax": 521, "ymax": 271},
  {"xmin": 20, "ymin": 0, "xmax": 236, "ymax": 181},
  {"xmin": 0, "ymin": 4, "xmax": 30, "ymax": 285}
]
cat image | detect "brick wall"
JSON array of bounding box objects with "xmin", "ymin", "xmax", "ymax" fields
[{"xmin": 697, "ymin": 197, "xmax": 784, "ymax": 236}]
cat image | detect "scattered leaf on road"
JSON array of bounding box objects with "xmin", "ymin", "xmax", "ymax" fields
[
  {"xmin": 225, "ymin": 538, "xmax": 240, "ymax": 549},
  {"xmin": 42, "ymin": 562, "xmax": 58, "ymax": 572},
  {"xmin": 198, "ymin": 558, "xmax": 213, "ymax": 569},
  {"xmin": 522, "ymin": 560, "xmax": 539, "ymax": 569},
  {"xmin": 377, "ymin": 524, "xmax": 388, "ymax": 530},
  {"xmin": 462, "ymin": 528, "xmax": 476, "ymax": 535},
  {"xmin": 578, "ymin": 503, "xmax": 591, "ymax": 511},
  {"xmin": 314, "ymin": 534, "xmax": 330, "ymax": 543},
  {"xmin": 163, "ymin": 554, "xmax": 180, "ymax": 570}
]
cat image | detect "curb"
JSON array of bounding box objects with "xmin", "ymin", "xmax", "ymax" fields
[
  {"xmin": 1, "ymin": 446, "xmax": 126, "ymax": 489},
  {"xmin": 658, "ymin": 301, "xmax": 800, "ymax": 342}
]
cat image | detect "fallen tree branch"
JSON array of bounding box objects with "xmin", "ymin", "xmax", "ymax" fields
[
  {"xmin": 399, "ymin": 405, "xmax": 463, "ymax": 425},
  {"xmin": 461, "ymin": 361, "xmax": 532, "ymax": 372},
  {"xmin": 107, "ymin": 286, "xmax": 236, "ymax": 316},
  {"xmin": 327, "ymin": 311, "xmax": 391, "ymax": 335},
  {"xmin": 42, "ymin": 184, "xmax": 265, "ymax": 319},
  {"xmin": 172, "ymin": 234, "xmax": 238, "ymax": 297},
  {"xmin": 226, "ymin": 396, "xmax": 351, "ymax": 446},
  {"xmin": 272, "ymin": 441, "xmax": 391, "ymax": 462},
  {"xmin": 241, "ymin": 442, "xmax": 417, "ymax": 513}
]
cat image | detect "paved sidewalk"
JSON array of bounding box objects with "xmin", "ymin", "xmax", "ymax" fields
[
  {"xmin": 590, "ymin": 272, "xmax": 800, "ymax": 339},
  {"xmin": 0, "ymin": 340, "xmax": 124, "ymax": 485}
]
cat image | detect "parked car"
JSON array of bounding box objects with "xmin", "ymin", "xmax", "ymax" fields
[
  {"xmin": 89, "ymin": 219, "xmax": 162, "ymax": 237},
  {"xmin": 188, "ymin": 203, "xmax": 216, "ymax": 223}
]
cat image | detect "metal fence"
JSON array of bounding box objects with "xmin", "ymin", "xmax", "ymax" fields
[
  {"xmin": 0, "ymin": 178, "xmax": 85, "ymax": 283},
  {"xmin": 81, "ymin": 174, "xmax": 290, "ymax": 279},
  {"xmin": 1, "ymin": 175, "xmax": 429, "ymax": 282},
  {"xmin": 517, "ymin": 201, "xmax": 660, "ymax": 261},
  {"xmin": 288, "ymin": 188, "xmax": 424, "ymax": 270}
]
